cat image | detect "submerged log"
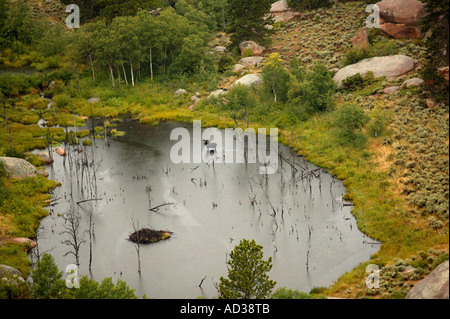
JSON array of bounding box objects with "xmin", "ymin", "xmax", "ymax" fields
[{"xmin": 129, "ymin": 228, "xmax": 172, "ymax": 244}]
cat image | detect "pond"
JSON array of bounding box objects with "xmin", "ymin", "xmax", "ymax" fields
[{"xmin": 33, "ymin": 121, "xmax": 380, "ymax": 299}]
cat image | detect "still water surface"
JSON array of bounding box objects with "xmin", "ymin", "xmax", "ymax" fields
[{"xmin": 35, "ymin": 121, "xmax": 380, "ymax": 298}]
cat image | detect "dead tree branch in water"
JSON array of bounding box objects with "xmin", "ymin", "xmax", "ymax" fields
[{"xmin": 149, "ymin": 202, "xmax": 175, "ymax": 212}]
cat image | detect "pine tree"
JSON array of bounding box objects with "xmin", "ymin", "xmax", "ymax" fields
[
  {"xmin": 420, "ymin": 0, "xmax": 449, "ymax": 103},
  {"xmin": 219, "ymin": 239, "xmax": 276, "ymax": 299},
  {"xmin": 226, "ymin": 0, "xmax": 274, "ymax": 48},
  {"xmin": 31, "ymin": 254, "xmax": 66, "ymax": 299}
]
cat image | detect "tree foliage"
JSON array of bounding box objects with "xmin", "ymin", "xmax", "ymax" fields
[
  {"xmin": 334, "ymin": 104, "xmax": 369, "ymax": 147},
  {"xmin": 287, "ymin": 61, "xmax": 336, "ymax": 120},
  {"xmin": 261, "ymin": 53, "xmax": 290, "ymax": 104},
  {"xmin": 420, "ymin": 0, "xmax": 449, "ymax": 103},
  {"xmin": 226, "ymin": 0, "xmax": 274, "ymax": 47},
  {"xmin": 29, "ymin": 253, "xmax": 138, "ymax": 299},
  {"xmin": 287, "ymin": 0, "xmax": 332, "ymax": 11},
  {"xmin": 219, "ymin": 239, "xmax": 276, "ymax": 299}
]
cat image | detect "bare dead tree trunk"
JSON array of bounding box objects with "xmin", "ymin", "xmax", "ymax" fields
[
  {"xmin": 109, "ymin": 64, "xmax": 115, "ymax": 87},
  {"xmin": 89, "ymin": 52, "xmax": 95, "ymax": 82},
  {"xmin": 61, "ymin": 206, "xmax": 85, "ymax": 267},
  {"xmin": 121, "ymin": 63, "xmax": 129, "ymax": 86},
  {"xmin": 130, "ymin": 216, "xmax": 142, "ymax": 273},
  {"xmin": 149, "ymin": 47, "xmax": 154, "ymax": 80}
]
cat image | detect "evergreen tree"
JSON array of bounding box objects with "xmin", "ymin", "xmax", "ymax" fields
[
  {"xmin": 287, "ymin": 0, "xmax": 332, "ymax": 11},
  {"xmin": 420, "ymin": 0, "xmax": 449, "ymax": 103},
  {"xmin": 226, "ymin": 0, "xmax": 274, "ymax": 47},
  {"xmin": 219, "ymin": 239, "xmax": 276, "ymax": 299},
  {"xmin": 30, "ymin": 254, "xmax": 67, "ymax": 299}
]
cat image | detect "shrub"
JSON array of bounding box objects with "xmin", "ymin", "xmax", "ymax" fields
[
  {"xmin": 334, "ymin": 103, "xmax": 370, "ymax": 147},
  {"xmin": 287, "ymin": 62, "xmax": 336, "ymax": 120},
  {"xmin": 271, "ymin": 287, "xmax": 326, "ymax": 299},
  {"xmin": 217, "ymin": 55, "xmax": 235, "ymax": 73}
]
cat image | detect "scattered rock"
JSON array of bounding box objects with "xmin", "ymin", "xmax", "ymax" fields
[
  {"xmin": 55, "ymin": 147, "xmax": 67, "ymax": 156},
  {"xmin": 403, "ymin": 265, "xmax": 416, "ymax": 274},
  {"xmin": 87, "ymin": 97, "xmax": 100, "ymax": 104},
  {"xmin": 37, "ymin": 169, "xmax": 49, "ymax": 178},
  {"xmin": 231, "ymin": 74, "xmax": 263, "ymax": 88},
  {"xmin": 190, "ymin": 93, "xmax": 202, "ymax": 106},
  {"xmin": 437, "ymin": 66, "xmax": 449, "ymax": 86},
  {"xmin": 238, "ymin": 56, "xmax": 265, "ymax": 67},
  {"xmin": 149, "ymin": 7, "xmax": 162, "ymax": 18},
  {"xmin": 376, "ymin": 0, "xmax": 426, "ymax": 39},
  {"xmin": 351, "ymin": 28, "xmax": 369, "ymax": 49},
  {"xmin": 35, "ymin": 151, "xmax": 54, "ymax": 165},
  {"xmin": 0, "ymin": 157, "xmax": 37, "ymax": 179},
  {"xmin": 270, "ymin": 0, "xmax": 302, "ymax": 23},
  {"xmin": 333, "ymin": 55, "xmax": 417, "ymax": 88},
  {"xmin": 426, "ymin": 99, "xmax": 436, "ymax": 109},
  {"xmin": 174, "ymin": 89, "xmax": 188, "ymax": 97},
  {"xmin": 232, "ymin": 64, "xmax": 245, "ymax": 74},
  {"xmin": 406, "ymin": 261, "xmax": 449, "ymax": 299},
  {"xmin": 239, "ymin": 41, "xmax": 266, "ymax": 57},
  {"xmin": 383, "ymin": 86, "xmax": 400, "ymax": 94},
  {"xmin": 213, "ymin": 46, "xmax": 227, "ymax": 53},
  {"xmin": 401, "ymin": 77, "xmax": 424, "ymax": 88},
  {"xmin": 48, "ymin": 81, "xmax": 56, "ymax": 89}
]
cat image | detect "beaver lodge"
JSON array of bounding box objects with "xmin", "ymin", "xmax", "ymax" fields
[{"xmin": 129, "ymin": 228, "xmax": 173, "ymax": 244}]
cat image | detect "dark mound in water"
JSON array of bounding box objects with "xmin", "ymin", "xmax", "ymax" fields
[{"xmin": 129, "ymin": 228, "xmax": 172, "ymax": 244}]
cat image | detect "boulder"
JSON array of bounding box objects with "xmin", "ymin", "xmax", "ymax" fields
[
  {"xmin": 232, "ymin": 64, "xmax": 245, "ymax": 74},
  {"xmin": 35, "ymin": 151, "xmax": 54, "ymax": 165},
  {"xmin": 55, "ymin": 147, "xmax": 67, "ymax": 156},
  {"xmin": 401, "ymin": 77, "xmax": 424, "ymax": 88},
  {"xmin": 0, "ymin": 265, "xmax": 23, "ymax": 279},
  {"xmin": 231, "ymin": 74, "xmax": 263, "ymax": 88},
  {"xmin": 383, "ymin": 86, "xmax": 400, "ymax": 94},
  {"xmin": 174, "ymin": 89, "xmax": 188, "ymax": 97},
  {"xmin": 213, "ymin": 46, "xmax": 227, "ymax": 53},
  {"xmin": 0, "ymin": 157, "xmax": 37, "ymax": 179},
  {"xmin": 333, "ymin": 55, "xmax": 417, "ymax": 88},
  {"xmin": 376, "ymin": 0, "xmax": 426, "ymax": 39},
  {"xmin": 406, "ymin": 261, "xmax": 449, "ymax": 299},
  {"xmin": 351, "ymin": 28, "xmax": 369, "ymax": 50},
  {"xmin": 239, "ymin": 41, "xmax": 266, "ymax": 57},
  {"xmin": 270, "ymin": 0, "xmax": 302, "ymax": 23},
  {"xmin": 209, "ymin": 89, "xmax": 228, "ymax": 99},
  {"xmin": 190, "ymin": 93, "xmax": 202, "ymax": 105},
  {"xmin": 87, "ymin": 97, "xmax": 100, "ymax": 104},
  {"xmin": 238, "ymin": 56, "xmax": 265, "ymax": 67},
  {"xmin": 1, "ymin": 237, "xmax": 37, "ymax": 248}
]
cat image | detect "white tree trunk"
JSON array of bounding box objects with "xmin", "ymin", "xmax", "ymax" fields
[
  {"xmin": 121, "ymin": 63, "xmax": 128, "ymax": 86},
  {"xmin": 130, "ymin": 59, "xmax": 135, "ymax": 87},
  {"xmin": 109, "ymin": 64, "xmax": 115, "ymax": 87},
  {"xmin": 150, "ymin": 47, "xmax": 153, "ymax": 80}
]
